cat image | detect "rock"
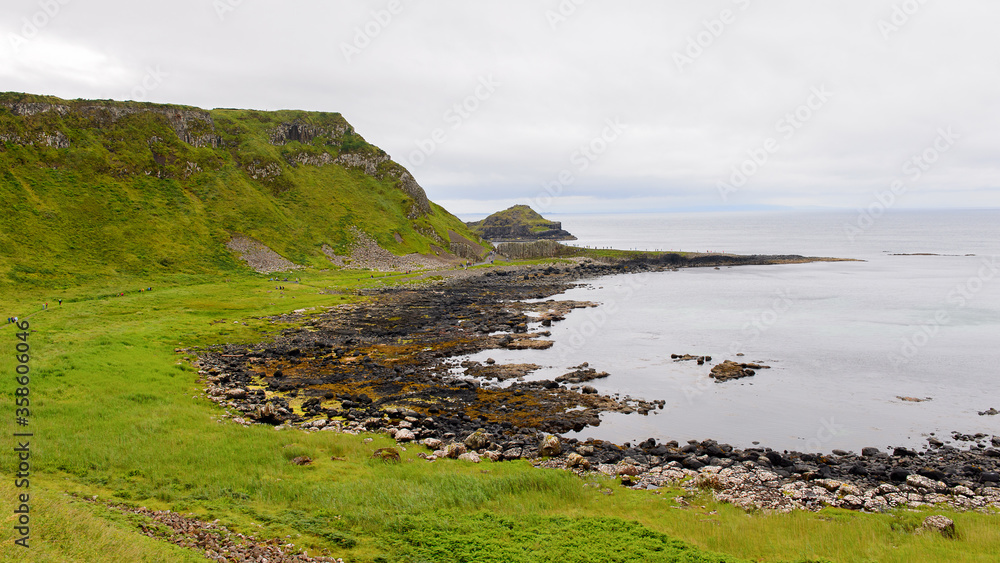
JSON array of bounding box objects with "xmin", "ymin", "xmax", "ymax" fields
[
  {"xmin": 952, "ymin": 485, "xmax": 975, "ymax": 497},
  {"xmin": 861, "ymin": 447, "xmax": 881, "ymax": 457},
  {"xmin": 483, "ymin": 451, "xmax": 502, "ymax": 462},
  {"xmin": 889, "ymin": 468, "xmax": 910, "ymax": 482},
  {"xmin": 978, "ymin": 408, "xmax": 998, "ymax": 416},
  {"xmin": 502, "ymin": 447, "xmax": 523, "ymax": 460},
  {"xmin": 372, "ymin": 448, "xmax": 400, "ymax": 463},
  {"xmin": 225, "ymin": 388, "xmax": 247, "ymax": 399},
  {"xmin": 290, "ymin": 456, "xmax": 312, "ymax": 465},
  {"xmin": 893, "ymin": 447, "xmax": 918, "ymax": 457},
  {"xmin": 582, "ymin": 385, "xmax": 597, "ymax": 394},
  {"xmin": 566, "ymin": 453, "xmax": 590, "ymax": 469},
  {"xmin": 394, "ymin": 429, "xmax": 416, "ymax": 442},
  {"xmin": 980, "ymin": 471, "xmax": 1000, "ymax": 483},
  {"xmin": 921, "ymin": 515, "xmax": 956, "ymax": 538},
  {"xmin": 907, "ymin": 474, "xmax": 946, "ymax": 492},
  {"xmin": 464, "ymin": 429, "xmax": 490, "ymax": 450},
  {"xmin": 709, "ymin": 360, "xmax": 767, "ymax": 383},
  {"xmin": 444, "ymin": 443, "xmax": 467, "ymax": 459},
  {"xmin": 457, "ymin": 452, "xmax": 482, "ymax": 463},
  {"xmin": 539, "ymin": 435, "xmax": 562, "ymax": 457},
  {"xmin": 617, "ymin": 464, "xmax": 641, "ymax": 476},
  {"xmin": 422, "ymin": 438, "xmax": 443, "ymax": 450}
]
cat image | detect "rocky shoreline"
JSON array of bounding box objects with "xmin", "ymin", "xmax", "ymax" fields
[{"xmin": 192, "ymin": 254, "xmax": 1000, "ymax": 514}]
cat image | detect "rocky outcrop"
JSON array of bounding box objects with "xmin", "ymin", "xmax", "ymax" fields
[
  {"xmin": 709, "ymin": 360, "xmax": 769, "ymax": 383},
  {"xmin": 467, "ymin": 205, "xmax": 576, "ymax": 242}
]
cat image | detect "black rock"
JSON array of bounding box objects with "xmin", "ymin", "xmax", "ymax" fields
[
  {"xmin": 861, "ymin": 447, "xmax": 880, "ymax": 457},
  {"xmin": 889, "ymin": 468, "xmax": 910, "ymax": 482},
  {"xmin": 893, "ymin": 447, "xmax": 918, "ymax": 457},
  {"xmin": 682, "ymin": 456, "xmax": 705, "ymax": 470},
  {"xmin": 981, "ymin": 472, "xmax": 1000, "ymax": 483}
]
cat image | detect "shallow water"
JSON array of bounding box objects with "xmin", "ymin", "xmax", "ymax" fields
[{"xmin": 458, "ymin": 210, "xmax": 1000, "ymax": 451}]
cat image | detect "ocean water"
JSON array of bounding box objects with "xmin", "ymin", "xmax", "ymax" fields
[{"xmin": 458, "ymin": 210, "xmax": 1000, "ymax": 452}]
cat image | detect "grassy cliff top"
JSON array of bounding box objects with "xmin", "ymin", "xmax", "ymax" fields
[{"xmin": 0, "ymin": 93, "xmax": 487, "ymax": 287}]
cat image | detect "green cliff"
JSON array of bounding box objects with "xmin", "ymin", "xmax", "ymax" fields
[{"xmin": 0, "ymin": 92, "xmax": 488, "ymax": 287}]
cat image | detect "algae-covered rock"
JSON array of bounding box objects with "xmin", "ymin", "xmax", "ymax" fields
[
  {"xmin": 372, "ymin": 448, "xmax": 401, "ymax": 463},
  {"xmin": 539, "ymin": 435, "xmax": 562, "ymax": 457}
]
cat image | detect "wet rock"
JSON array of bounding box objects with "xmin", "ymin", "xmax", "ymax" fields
[{"xmin": 709, "ymin": 360, "xmax": 768, "ymax": 382}]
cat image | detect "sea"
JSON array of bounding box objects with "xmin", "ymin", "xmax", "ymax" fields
[{"xmin": 457, "ymin": 209, "xmax": 1000, "ymax": 452}]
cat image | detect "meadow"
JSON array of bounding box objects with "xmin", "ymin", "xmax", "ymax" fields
[{"xmin": 1, "ymin": 268, "xmax": 998, "ymax": 562}]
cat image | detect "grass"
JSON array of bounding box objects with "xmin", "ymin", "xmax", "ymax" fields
[
  {"xmin": 0, "ymin": 93, "xmax": 489, "ymax": 287},
  {"xmin": 0, "ymin": 268, "xmax": 997, "ymax": 562}
]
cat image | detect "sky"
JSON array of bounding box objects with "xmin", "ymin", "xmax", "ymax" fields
[{"xmin": 2, "ymin": 0, "xmax": 998, "ymax": 214}]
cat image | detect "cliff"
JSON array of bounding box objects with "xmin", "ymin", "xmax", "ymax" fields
[
  {"xmin": 0, "ymin": 93, "xmax": 488, "ymax": 285},
  {"xmin": 466, "ymin": 205, "xmax": 577, "ymax": 242}
]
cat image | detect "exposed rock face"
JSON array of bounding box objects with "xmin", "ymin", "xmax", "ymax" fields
[
  {"xmin": 225, "ymin": 235, "xmax": 303, "ymax": 273},
  {"xmin": 467, "ymin": 205, "xmax": 577, "ymax": 242}
]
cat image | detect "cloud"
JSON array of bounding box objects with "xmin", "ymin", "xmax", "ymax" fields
[{"xmin": 1, "ymin": 0, "xmax": 998, "ymax": 212}]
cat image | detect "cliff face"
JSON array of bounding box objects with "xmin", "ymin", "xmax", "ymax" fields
[
  {"xmin": 466, "ymin": 205, "xmax": 577, "ymax": 242},
  {"xmin": 0, "ymin": 92, "xmax": 480, "ymax": 284}
]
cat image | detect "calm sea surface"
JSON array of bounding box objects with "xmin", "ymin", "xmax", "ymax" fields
[{"xmin": 458, "ymin": 210, "xmax": 1000, "ymax": 452}]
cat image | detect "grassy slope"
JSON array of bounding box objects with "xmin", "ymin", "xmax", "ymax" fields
[
  {"xmin": 0, "ymin": 93, "xmax": 487, "ymax": 288},
  {"xmin": 466, "ymin": 204, "xmax": 560, "ymax": 235},
  {"xmin": 1, "ymin": 272, "xmax": 997, "ymax": 562}
]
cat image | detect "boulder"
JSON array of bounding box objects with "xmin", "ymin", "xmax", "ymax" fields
[
  {"xmin": 539, "ymin": 435, "xmax": 562, "ymax": 457},
  {"xmin": 372, "ymin": 448, "xmax": 400, "ymax": 463},
  {"xmin": 394, "ymin": 429, "xmax": 416, "ymax": 442},
  {"xmin": 422, "ymin": 438, "xmax": 443, "ymax": 450},
  {"xmin": 457, "ymin": 452, "xmax": 482, "ymax": 463},
  {"xmin": 566, "ymin": 453, "xmax": 590, "ymax": 469},
  {"xmin": 444, "ymin": 443, "xmax": 467, "ymax": 459},
  {"xmin": 921, "ymin": 515, "xmax": 956, "ymax": 538},
  {"xmin": 464, "ymin": 429, "xmax": 490, "ymax": 451}
]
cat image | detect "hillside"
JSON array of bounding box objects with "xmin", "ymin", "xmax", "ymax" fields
[
  {"xmin": 0, "ymin": 93, "xmax": 488, "ymax": 287},
  {"xmin": 466, "ymin": 204, "xmax": 576, "ymax": 242}
]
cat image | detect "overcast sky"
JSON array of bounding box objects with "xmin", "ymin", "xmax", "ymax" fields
[{"xmin": 2, "ymin": 0, "xmax": 998, "ymax": 214}]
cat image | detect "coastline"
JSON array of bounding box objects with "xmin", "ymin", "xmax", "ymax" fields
[{"xmin": 194, "ymin": 254, "xmax": 1000, "ymax": 513}]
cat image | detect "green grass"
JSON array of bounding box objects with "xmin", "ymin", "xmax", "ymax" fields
[
  {"xmin": 0, "ymin": 269, "xmax": 997, "ymax": 562},
  {"xmin": 0, "ymin": 93, "xmax": 488, "ymax": 287}
]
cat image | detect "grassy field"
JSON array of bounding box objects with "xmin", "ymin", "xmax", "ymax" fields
[{"xmin": 1, "ymin": 268, "xmax": 998, "ymax": 562}]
